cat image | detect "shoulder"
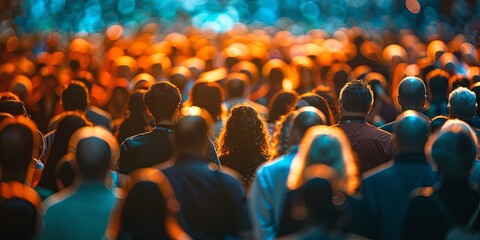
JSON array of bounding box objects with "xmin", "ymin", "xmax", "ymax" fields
[
  {"xmin": 122, "ymin": 131, "xmax": 152, "ymax": 146},
  {"xmin": 87, "ymin": 106, "xmax": 112, "ymax": 120},
  {"xmin": 379, "ymin": 121, "xmax": 394, "ymax": 133},
  {"xmin": 362, "ymin": 162, "xmax": 394, "ymax": 181}
]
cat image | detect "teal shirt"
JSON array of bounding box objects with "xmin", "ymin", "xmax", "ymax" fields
[{"xmin": 40, "ymin": 181, "xmax": 116, "ymax": 240}]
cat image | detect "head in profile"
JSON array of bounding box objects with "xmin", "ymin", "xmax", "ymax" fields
[
  {"xmin": 427, "ymin": 120, "xmax": 478, "ymax": 180},
  {"xmin": 67, "ymin": 126, "xmax": 119, "ymax": 182},
  {"xmin": 287, "ymin": 126, "xmax": 359, "ymax": 194},
  {"xmin": 339, "ymin": 80, "xmax": 373, "ymax": 118},
  {"xmin": 393, "ymin": 110, "xmax": 430, "ymax": 153},
  {"xmin": 175, "ymin": 107, "xmax": 213, "ymax": 158}
]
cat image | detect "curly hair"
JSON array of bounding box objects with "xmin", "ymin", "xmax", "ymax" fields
[{"xmin": 217, "ymin": 104, "xmax": 270, "ymax": 159}]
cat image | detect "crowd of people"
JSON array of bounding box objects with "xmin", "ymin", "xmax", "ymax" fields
[{"xmin": 1, "ymin": 22, "xmax": 480, "ymax": 239}]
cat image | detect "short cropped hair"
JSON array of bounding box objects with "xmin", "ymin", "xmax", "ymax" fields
[
  {"xmin": 339, "ymin": 80, "xmax": 373, "ymax": 114},
  {"xmin": 143, "ymin": 82, "xmax": 181, "ymax": 121},
  {"xmin": 448, "ymin": 87, "xmax": 477, "ymax": 120},
  {"xmin": 62, "ymin": 82, "xmax": 88, "ymax": 112}
]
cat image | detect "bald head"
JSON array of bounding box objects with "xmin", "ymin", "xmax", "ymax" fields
[
  {"xmin": 394, "ymin": 110, "xmax": 430, "ymax": 152},
  {"xmin": 290, "ymin": 107, "xmax": 327, "ymax": 145},
  {"xmin": 398, "ymin": 77, "xmax": 426, "ymax": 112}
]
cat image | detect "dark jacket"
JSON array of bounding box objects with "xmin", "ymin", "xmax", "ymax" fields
[
  {"xmin": 115, "ymin": 125, "xmax": 220, "ymax": 174},
  {"xmin": 401, "ymin": 178, "xmax": 480, "ymax": 240}
]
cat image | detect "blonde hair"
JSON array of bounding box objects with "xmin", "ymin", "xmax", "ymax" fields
[{"xmin": 287, "ymin": 126, "xmax": 359, "ymax": 194}]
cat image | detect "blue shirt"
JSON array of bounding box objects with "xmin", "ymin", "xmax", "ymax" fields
[
  {"xmin": 249, "ymin": 146, "xmax": 298, "ymax": 240},
  {"xmin": 41, "ymin": 181, "xmax": 116, "ymax": 240}
]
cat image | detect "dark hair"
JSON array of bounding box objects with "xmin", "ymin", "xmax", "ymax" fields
[
  {"xmin": 76, "ymin": 137, "xmax": 112, "ymax": 179},
  {"xmin": 38, "ymin": 114, "xmax": 89, "ymax": 191},
  {"xmin": 428, "ymin": 74, "xmax": 449, "ymax": 98},
  {"xmin": 143, "ymin": 82, "xmax": 181, "ymax": 121},
  {"xmin": 128, "ymin": 90, "xmax": 147, "ymax": 115},
  {"xmin": 75, "ymin": 77, "xmax": 92, "ymax": 92},
  {"xmin": 0, "ymin": 122, "xmax": 34, "ymax": 177},
  {"xmin": 268, "ymin": 90, "xmax": 299, "ymax": 123},
  {"xmin": 313, "ymin": 86, "xmax": 339, "ymax": 122},
  {"xmin": 218, "ymin": 105, "xmax": 270, "ymax": 158},
  {"xmin": 339, "ymin": 80, "xmax": 373, "ymax": 114},
  {"xmin": 0, "ymin": 92, "xmax": 20, "ymax": 101},
  {"xmin": 430, "ymin": 115, "xmax": 449, "ymax": 133},
  {"xmin": 62, "ymin": 83, "xmax": 88, "ymax": 111},
  {"xmin": 175, "ymin": 115, "xmax": 209, "ymax": 150},
  {"xmin": 296, "ymin": 93, "xmax": 334, "ymax": 126},
  {"xmin": 0, "ymin": 198, "xmax": 37, "ymax": 239},
  {"xmin": 189, "ymin": 81, "xmax": 225, "ymax": 121},
  {"xmin": 227, "ymin": 76, "xmax": 247, "ymax": 99},
  {"xmin": 0, "ymin": 100, "xmax": 27, "ymax": 117}
]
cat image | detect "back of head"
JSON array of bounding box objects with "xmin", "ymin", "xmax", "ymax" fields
[
  {"xmin": 296, "ymin": 93, "xmax": 334, "ymax": 125},
  {"xmin": 62, "ymin": 82, "xmax": 88, "ymax": 112},
  {"xmin": 288, "ymin": 126, "xmax": 358, "ymax": 193},
  {"xmin": 430, "ymin": 115, "xmax": 449, "ymax": 133},
  {"xmin": 394, "ymin": 110, "xmax": 430, "ymax": 152},
  {"xmin": 68, "ymin": 126, "xmax": 119, "ymax": 180},
  {"xmin": 448, "ymin": 87, "xmax": 477, "ymax": 120},
  {"xmin": 120, "ymin": 181, "xmax": 167, "ymax": 239},
  {"xmin": 427, "ymin": 71, "xmax": 449, "ymax": 98},
  {"xmin": 190, "ymin": 81, "xmax": 225, "ymax": 120},
  {"xmin": 290, "ymin": 106, "xmax": 327, "ymax": 145},
  {"xmin": 168, "ymin": 66, "xmax": 191, "ymax": 92},
  {"xmin": 226, "ymin": 73, "xmax": 249, "ymax": 99},
  {"xmin": 176, "ymin": 107, "xmax": 212, "ymax": 153},
  {"xmin": 339, "ymin": 79, "xmax": 373, "ymax": 115},
  {"xmin": 128, "ymin": 90, "xmax": 147, "ymax": 115},
  {"xmin": 398, "ymin": 77, "xmax": 426, "ymax": 111},
  {"xmin": 428, "ymin": 121, "xmax": 477, "ymax": 180},
  {"xmin": 0, "ymin": 100, "xmax": 27, "ymax": 117},
  {"xmin": 0, "ymin": 119, "xmax": 35, "ymax": 179},
  {"xmin": 268, "ymin": 90, "xmax": 299, "ymax": 123},
  {"xmin": 144, "ymin": 82, "xmax": 181, "ymax": 121},
  {"xmin": 269, "ymin": 68, "xmax": 284, "ymax": 87}
]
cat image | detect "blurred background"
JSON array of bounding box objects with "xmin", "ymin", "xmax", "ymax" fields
[{"xmin": 1, "ymin": 0, "xmax": 480, "ymax": 39}]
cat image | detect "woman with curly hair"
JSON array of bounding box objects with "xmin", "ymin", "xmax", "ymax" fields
[{"xmin": 217, "ymin": 104, "xmax": 270, "ymax": 188}]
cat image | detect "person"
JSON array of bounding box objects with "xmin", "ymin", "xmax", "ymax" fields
[
  {"xmin": 162, "ymin": 107, "xmax": 250, "ymax": 239},
  {"xmin": 41, "ymin": 126, "xmax": 119, "ymax": 240},
  {"xmin": 115, "ymin": 82, "xmax": 219, "ymax": 179},
  {"xmin": 424, "ymin": 70, "xmax": 450, "ymax": 118},
  {"xmin": 380, "ymin": 77, "xmax": 427, "ymax": 133},
  {"xmin": 276, "ymin": 126, "xmax": 360, "ymax": 237},
  {"xmin": 217, "ymin": 104, "xmax": 270, "ymax": 188},
  {"xmin": 108, "ymin": 168, "xmax": 190, "ymax": 240},
  {"xmin": 448, "ymin": 87, "xmax": 480, "ymax": 138},
  {"xmin": 36, "ymin": 113, "xmax": 90, "ymax": 196},
  {"xmin": 46, "ymin": 81, "xmax": 90, "ymax": 132},
  {"xmin": 186, "ymin": 80, "xmax": 225, "ymax": 139},
  {"xmin": 361, "ymin": 111, "xmax": 438, "ymax": 240},
  {"xmin": 250, "ymin": 107, "xmax": 326, "ymax": 240},
  {"xmin": 335, "ymin": 80, "xmax": 395, "ymax": 174},
  {"xmin": 115, "ymin": 90, "xmax": 152, "ymax": 144},
  {"xmin": 401, "ymin": 120, "xmax": 480, "ymax": 240},
  {"xmin": 76, "ymin": 77, "xmax": 113, "ymax": 130},
  {"xmin": 223, "ymin": 73, "xmax": 269, "ymax": 118},
  {"xmin": 0, "ymin": 117, "xmax": 42, "ymax": 239},
  {"xmin": 266, "ymin": 90, "xmax": 299, "ymax": 136},
  {"xmin": 430, "ymin": 115, "xmax": 449, "ymax": 133},
  {"xmin": 295, "ymin": 93, "xmax": 335, "ymax": 126}
]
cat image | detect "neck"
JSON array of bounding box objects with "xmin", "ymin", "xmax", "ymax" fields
[
  {"xmin": 155, "ymin": 118, "xmax": 175, "ymax": 126},
  {"xmin": 340, "ymin": 110, "xmax": 367, "ymax": 119}
]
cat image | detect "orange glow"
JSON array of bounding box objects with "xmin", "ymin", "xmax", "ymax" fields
[
  {"xmin": 282, "ymin": 79, "xmax": 294, "ymax": 91},
  {"xmin": 106, "ymin": 24, "xmax": 123, "ymax": 41}
]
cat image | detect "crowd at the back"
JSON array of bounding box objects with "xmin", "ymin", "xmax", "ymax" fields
[{"xmin": 1, "ymin": 24, "xmax": 480, "ymax": 240}]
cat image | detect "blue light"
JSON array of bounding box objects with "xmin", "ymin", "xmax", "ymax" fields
[{"xmin": 118, "ymin": 0, "xmax": 136, "ymax": 15}]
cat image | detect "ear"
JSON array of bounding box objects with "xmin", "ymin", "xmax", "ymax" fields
[
  {"xmin": 447, "ymin": 104, "xmax": 452, "ymax": 116},
  {"xmin": 146, "ymin": 107, "xmax": 152, "ymax": 117}
]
